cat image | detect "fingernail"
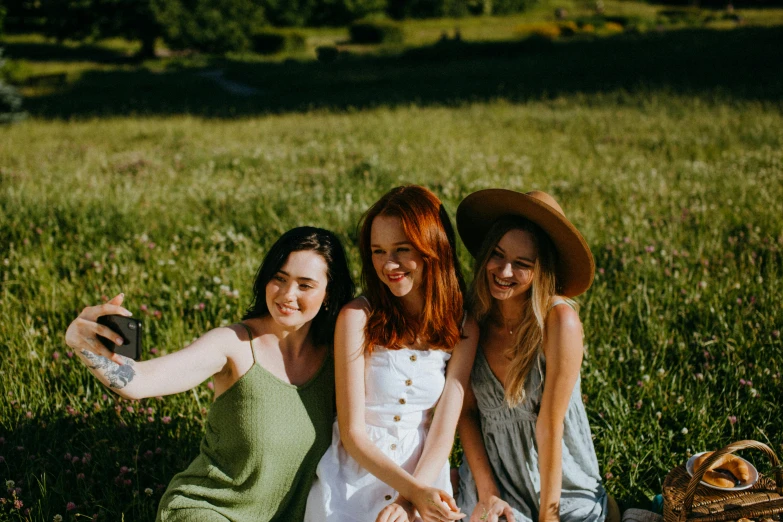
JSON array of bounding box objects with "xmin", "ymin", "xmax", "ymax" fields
[{"xmin": 116, "ymin": 338, "xmax": 123, "ymax": 344}]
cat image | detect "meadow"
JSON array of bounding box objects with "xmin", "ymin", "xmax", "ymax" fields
[{"xmin": 1, "ymin": 5, "xmax": 783, "ymax": 520}]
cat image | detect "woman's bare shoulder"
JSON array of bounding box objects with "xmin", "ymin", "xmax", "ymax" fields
[
  {"xmin": 338, "ymin": 297, "xmax": 372, "ymax": 323},
  {"xmin": 546, "ymin": 298, "xmax": 581, "ymax": 331}
]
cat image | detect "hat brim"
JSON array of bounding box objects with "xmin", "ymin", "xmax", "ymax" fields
[{"xmin": 456, "ymin": 189, "xmax": 595, "ymax": 297}]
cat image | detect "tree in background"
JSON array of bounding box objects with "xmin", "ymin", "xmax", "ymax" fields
[
  {"xmin": 261, "ymin": 0, "xmax": 386, "ymax": 27},
  {"xmin": 95, "ymin": 0, "xmax": 161, "ymax": 58},
  {"xmin": 387, "ymin": 0, "xmax": 536, "ymax": 18},
  {"xmin": 0, "ymin": 7, "xmax": 26, "ymax": 124},
  {"xmin": 151, "ymin": 0, "xmax": 266, "ymax": 54},
  {"xmin": 2, "ymin": 0, "xmax": 548, "ymax": 56},
  {"xmin": 31, "ymin": 0, "xmax": 160, "ymax": 58}
]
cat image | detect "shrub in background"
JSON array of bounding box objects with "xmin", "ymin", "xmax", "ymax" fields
[
  {"xmin": 388, "ymin": 0, "xmax": 470, "ymax": 18},
  {"xmin": 349, "ymin": 19, "xmax": 404, "ymax": 44},
  {"xmin": 657, "ymin": 8, "xmax": 708, "ymax": 26},
  {"xmin": 316, "ymin": 45, "xmax": 339, "ymax": 61},
  {"xmin": 251, "ymin": 30, "xmax": 307, "ymax": 54},
  {"xmin": 513, "ymin": 22, "xmax": 561, "ymax": 39},
  {"xmin": 603, "ymin": 21, "xmax": 624, "ymax": 33},
  {"xmin": 489, "ymin": 0, "xmax": 540, "ymax": 15},
  {"xmin": 0, "ymin": 49, "xmax": 25, "ymax": 124},
  {"xmin": 558, "ymin": 20, "xmax": 578, "ymax": 36}
]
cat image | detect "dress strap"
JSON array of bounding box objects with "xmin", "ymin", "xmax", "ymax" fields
[
  {"xmin": 238, "ymin": 322, "xmax": 257, "ymax": 364},
  {"xmin": 460, "ymin": 310, "xmax": 468, "ymax": 335},
  {"xmin": 549, "ymin": 298, "xmax": 574, "ymax": 311},
  {"xmin": 358, "ymin": 295, "xmax": 371, "ymax": 308}
]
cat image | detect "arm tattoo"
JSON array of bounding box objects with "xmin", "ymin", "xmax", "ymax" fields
[{"xmin": 80, "ymin": 350, "xmax": 136, "ymax": 389}]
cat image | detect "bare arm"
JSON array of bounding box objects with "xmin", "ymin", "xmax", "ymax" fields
[
  {"xmin": 65, "ymin": 293, "xmax": 230, "ymax": 400},
  {"xmin": 458, "ymin": 381, "xmax": 516, "ymax": 522},
  {"xmin": 335, "ymin": 299, "xmax": 465, "ymax": 522},
  {"xmin": 536, "ymin": 304, "xmax": 584, "ymax": 522},
  {"xmin": 411, "ymin": 317, "xmax": 478, "ymax": 487}
]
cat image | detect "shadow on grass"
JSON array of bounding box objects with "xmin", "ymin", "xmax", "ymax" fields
[
  {"xmin": 3, "ymin": 40, "xmax": 137, "ymax": 64},
  {"xmin": 23, "ymin": 25, "xmax": 783, "ymax": 119},
  {"xmin": 2, "ymin": 407, "xmax": 203, "ymax": 519}
]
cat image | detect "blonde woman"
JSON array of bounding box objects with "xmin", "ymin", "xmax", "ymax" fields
[{"xmin": 454, "ymin": 190, "xmax": 620, "ymax": 522}]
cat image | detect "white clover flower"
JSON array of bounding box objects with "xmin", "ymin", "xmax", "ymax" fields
[
  {"xmin": 144, "ymin": 488, "xmax": 153, "ymax": 496},
  {"xmin": 53, "ymin": 516, "xmax": 63, "ymax": 522},
  {"xmin": 6, "ymin": 479, "xmax": 15, "ymax": 488},
  {"xmin": 655, "ymin": 411, "xmax": 662, "ymax": 420},
  {"xmin": 681, "ymin": 427, "xmax": 688, "ymax": 435},
  {"xmin": 657, "ymin": 368, "xmax": 666, "ymax": 377}
]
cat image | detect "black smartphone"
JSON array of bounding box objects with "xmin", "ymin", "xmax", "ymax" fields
[{"xmin": 96, "ymin": 314, "xmax": 143, "ymax": 361}]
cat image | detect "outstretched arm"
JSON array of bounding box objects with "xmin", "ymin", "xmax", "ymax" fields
[
  {"xmin": 66, "ymin": 293, "xmax": 229, "ymax": 400},
  {"xmin": 536, "ymin": 304, "xmax": 584, "ymax": 522},
  {"xmin": 335, "ymin": 300, "xmax": 465, "ymax": 522}
]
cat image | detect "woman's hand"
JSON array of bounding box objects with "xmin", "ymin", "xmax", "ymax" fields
[
  {"xmin": 66, "ymin": 293, "xmax": 134, "ymax": 367},
  {"xmin": 409, "ymin": 486, "xmax": 466, "ymax": 521},
  {"xmin": 66, "ymin": 293, "xmax": 230, "ymax": 399},
  {"xmin": 376, "ymin": 497, "xmax": 415, "ymax": 522},
  {"xmin": 470, "ymin": 495, "xmax": 515, "ymax": 522}
]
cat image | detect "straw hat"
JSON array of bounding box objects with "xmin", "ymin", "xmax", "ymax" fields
[{"xmin": 456, "ymin": 189, "xmax": 595, "ymax": 297}]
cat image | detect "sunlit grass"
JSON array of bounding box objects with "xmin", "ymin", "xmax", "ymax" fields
[
  {"xmin": 1, "ymin": 95, "xmax": 781, "ymax": 519},
  {"xmin": 1, "ymin": 4, "xmax": 782, "ymax": 518}
]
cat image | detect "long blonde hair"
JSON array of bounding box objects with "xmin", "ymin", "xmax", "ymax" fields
[{"xmin": 470, "ymin": 217, "xmax": 576, "ymax": 407}]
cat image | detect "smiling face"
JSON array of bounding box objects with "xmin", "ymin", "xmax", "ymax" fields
[
  {"xmin": 370, "ymin": 214, "xmax": 424, "ymax": 301},
  {"xmin": 265, "ymin": 250, "xmax": 329, "ymax": 329},
  {"xmin": 486, "ymin": 228, "xmax": 538, "ymax": 302}
]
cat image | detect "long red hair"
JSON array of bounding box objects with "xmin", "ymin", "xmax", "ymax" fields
[{"xmin": 359, "ymin": 185, "xmax": 466, "ymax": 352}]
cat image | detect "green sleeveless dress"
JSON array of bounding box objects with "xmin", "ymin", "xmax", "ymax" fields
[{"xmin": 156, "ymin": 324, "xmax": 335, "ymax": 522}]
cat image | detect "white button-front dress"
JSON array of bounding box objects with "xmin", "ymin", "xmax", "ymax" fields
[{"xmin": 304, "ymin": 344, "xmax": 452, "ymax": 522}]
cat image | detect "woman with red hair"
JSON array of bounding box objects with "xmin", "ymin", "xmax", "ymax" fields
[{"xmin": 306, "ymin": 186, "xmax": 479, "ymax": 522}]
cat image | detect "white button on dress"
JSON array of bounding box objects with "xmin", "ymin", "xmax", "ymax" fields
[{"xmin": 305, "ymin": 345, "xmax": 452, "ymax": 522}]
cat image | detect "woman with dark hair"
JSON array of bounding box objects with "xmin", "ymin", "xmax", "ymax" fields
[
  {"xmin": 454, "ymin": 190, "xmax": 619, "ymax": 522},
  {"xmin": 306, "ymin": 186, "xmax": 478, "ymax": 522},
  {"xmin": 65, "ymin": 227, "xmax": 355, "ymax": 522}
]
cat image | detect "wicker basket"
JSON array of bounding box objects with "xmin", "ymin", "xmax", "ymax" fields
[{"xmin": 663, "ymin": 440, "xmax": 783, "ymax": 522}]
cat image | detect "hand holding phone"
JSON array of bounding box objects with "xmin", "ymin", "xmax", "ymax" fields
[{"xmin": 96, "ymin": 314, "xmax": 143, "ymax": 360}]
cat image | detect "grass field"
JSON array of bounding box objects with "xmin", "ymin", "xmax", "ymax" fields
[{"xmin": 1, "ymin": 5, "xmax": 783, "ymax": 521}]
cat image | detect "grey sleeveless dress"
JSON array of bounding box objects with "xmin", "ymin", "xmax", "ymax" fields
[{"xmin": 457, "ymin": 302, "xmax": 608, "ymax": 522}]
